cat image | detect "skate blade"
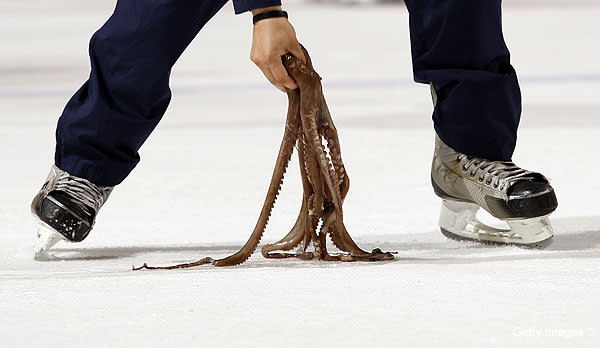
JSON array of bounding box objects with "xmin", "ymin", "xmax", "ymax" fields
[
  {"xmin": 33, "ymin": 218, "xmax": 66, "ymax": 260},
  {"xmin": 439, "ymin": 200, "xmax": 554, "ymax": 249},
  {"xmin": 440, "ymin": 228, "xmax": 553, "ymax": 249}
]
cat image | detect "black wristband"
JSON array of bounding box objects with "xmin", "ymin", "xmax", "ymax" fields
[{"xmin": 252, "ymin": 10, "xmax": 288, "ymax": 25}]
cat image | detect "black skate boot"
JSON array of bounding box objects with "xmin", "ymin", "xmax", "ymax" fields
[
  {"xmin": 431, "ymin": 135, "xmax": 558, "ymax": 248},
  {"xmin": 31, "ymin": 165, "xmax": 113, "ymax": 256}
]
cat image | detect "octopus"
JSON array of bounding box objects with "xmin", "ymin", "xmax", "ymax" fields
[{"xmin": 133, "ymin": 47, "xmax": 394, "ymax": 270}]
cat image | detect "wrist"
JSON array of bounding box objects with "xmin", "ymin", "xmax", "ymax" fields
[{"xmin": 252, "ymin": 6, "xmax": 282, "ymax": 15}]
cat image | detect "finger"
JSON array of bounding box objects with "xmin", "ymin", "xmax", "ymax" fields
[
  {"xmin": 269, "ymin": 59, "xmax": 298, "ymax": 90},
  {"xmin": 258, "ymin": 63, "xmax": 286, "ymax": 92},
  {"xmin": 289, "ymin": 42, "xmax": 306, "ymax": 64}
]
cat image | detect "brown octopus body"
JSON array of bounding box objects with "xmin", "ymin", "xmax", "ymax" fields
[{"xmin": 134, "ymin": 48, "xmax": 394, "ymax": 270}]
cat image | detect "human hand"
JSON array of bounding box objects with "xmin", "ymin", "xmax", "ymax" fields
[{"xmin": 250, "ymin": 7, "xmax": 306, "ymax": 92}]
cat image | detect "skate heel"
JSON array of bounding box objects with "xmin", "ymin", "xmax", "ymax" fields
[{"xmin": 439, "ymin": 199, "xmax": 554, "ymax": 248}]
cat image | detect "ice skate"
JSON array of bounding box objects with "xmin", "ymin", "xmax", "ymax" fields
[
  {"xmin": 31, "ymin": 165, "xmax": 113, "ymax": 257},
  {"xmin": 431, "ymin": 135, "xmax": 557, "ymax": 248}
]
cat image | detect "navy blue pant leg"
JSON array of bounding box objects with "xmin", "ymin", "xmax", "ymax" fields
[
  {"xmin": 404, "ymin": 0, "xmax": 521, "ymax": 161},
  {"xmin": 55, "ymin": 0, "xmax": 229, "ymax": 187}
]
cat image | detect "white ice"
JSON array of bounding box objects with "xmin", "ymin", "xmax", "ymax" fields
[{"xmin": 1, "ymin": 1, "xmax": 599, "ymax": 347}]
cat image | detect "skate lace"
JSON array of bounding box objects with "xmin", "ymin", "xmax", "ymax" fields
[
  {"xmin": 54, "ymin": 171, "xmax": 112, "ymax": 212},
  {"xmin": 458, "ymin": 155, "xmax": 536, "ymax": 191}
]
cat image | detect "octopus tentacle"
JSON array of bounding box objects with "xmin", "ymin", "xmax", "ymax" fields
[
  {"xmin": 298, "ymin": 82, "xmax": 344, "ymax": 222},
  {"xmin": 261, "ymin": 196, "xmax": 307, "ymax": 258},
  {"xmin": 320, "ymin": 101, "xmax": 348, "ymax": 196},
  {"xmin": 261, "ymin": 131, "xmax": 316, "ymax": 259},
  {"xmin": 329, "ymin": 222, "xmax": 370, "ymax": 256},
  {"xmin": 212, "ymin": 88, "xmax": 301, "ymax": 267},
  {"xmin": 296, "ymin": 135, "xmax": 316, "ymax": 252},
  {"xmin": 133, "ymin": 47, "xmax": 394, "ymax": 271}
]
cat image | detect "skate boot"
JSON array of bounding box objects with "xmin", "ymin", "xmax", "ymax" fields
[
  {"xmin": 431, "ymin": 135, "xmax": 557, "ymax": 248},
  {"xmin": 31, "ymin": 165, "xmax": 113, "ymax": 256}
]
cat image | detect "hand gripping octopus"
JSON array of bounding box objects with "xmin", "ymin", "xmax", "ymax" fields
[{"xmin": 133, "ymin": 47, "xmax": 394, "ymax": 270}]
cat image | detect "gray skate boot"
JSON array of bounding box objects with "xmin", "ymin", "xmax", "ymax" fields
[
  {"xmin": 431, "ymin": 136, "xmax": 557, "ymax": 248},
  {"xmin": 31, "ymin": 165, "xmax": 113, "ymax": 256}
]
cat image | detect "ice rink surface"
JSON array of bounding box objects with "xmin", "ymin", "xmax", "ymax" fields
[{"xmin": 1, "ymin": 0, "xmax": 599, "ymax": 347}]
